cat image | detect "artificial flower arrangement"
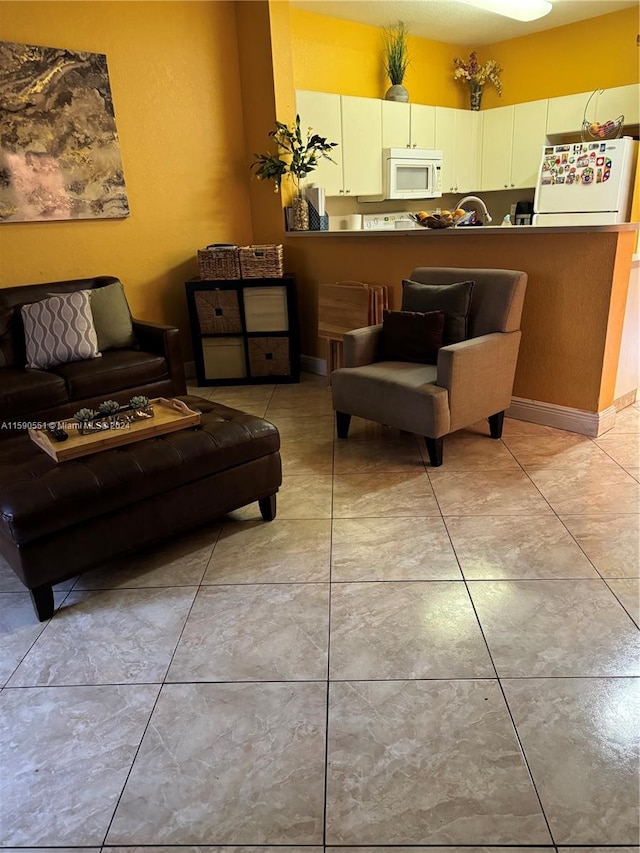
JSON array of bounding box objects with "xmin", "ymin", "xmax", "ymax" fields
[{"xmin": 453, "ymin": 49, "xmax": 503, "ymax": 96}]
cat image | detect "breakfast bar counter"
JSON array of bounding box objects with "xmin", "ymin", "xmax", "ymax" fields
[{"xmin": 283, "ymin": 223, "xmax": 638, "ymax": 435}]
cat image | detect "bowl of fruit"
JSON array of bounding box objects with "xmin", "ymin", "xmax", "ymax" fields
[{"xmin": 414, "ymin": 208, "xmax": 468, "ymax": 229}]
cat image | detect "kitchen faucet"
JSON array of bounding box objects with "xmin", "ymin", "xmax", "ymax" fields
[{"xmin": 456, "ymin": 195, "xmax": 493, "ymax": 224}]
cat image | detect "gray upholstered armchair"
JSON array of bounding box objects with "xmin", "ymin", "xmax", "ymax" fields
[{"xmin": 331, "ymin": 267, "xmax": 528, "ymax": 466}]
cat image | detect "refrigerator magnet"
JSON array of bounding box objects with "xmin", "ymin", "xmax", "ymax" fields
[{"xmin": 581, "ymin": 167, "xmax": 594, "ymax": 184}]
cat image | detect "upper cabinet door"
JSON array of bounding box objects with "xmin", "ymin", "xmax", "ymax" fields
[
  {"xmin": 295, "ymin": 90, "xmax": 344, "ymax": 196},
  {"xmin": 511, "ymin": 99, "xmax": 548, "ymax": 189},
  {"xmin": 480, "ymin": 105, "xmax": 514, "ymax": 190},
  {"xmin": 596, "ymin": 84, "xmax": 640, "ymax": 126},
  {"xmin": 434, "ymin": 107, "xmax": 456, "ymax": 192},
  {"xmin": 546, "ymin": 91, "xmax": 592, "ymax": 135},
  {"xmin": 341, "ymin": 96, "xmax": 383, "ymax": 196},
  {"xmin": 454, "ymin": 110, "xmax": 481, "ymax": 193},
  {"xmin": 382, "ymin": 101, "xmax": 411, "ymax": 148},
  {"xmin": 410, "ymin": 104, "xmax": 436, "ymax": 149}
]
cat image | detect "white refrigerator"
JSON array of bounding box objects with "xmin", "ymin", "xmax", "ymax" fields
[{"xmin": 533, "ymin": 136, "xmax": 638, "ymax": 226}]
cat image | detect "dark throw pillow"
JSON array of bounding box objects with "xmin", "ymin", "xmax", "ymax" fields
[
  {"xmin": 381, "ymin": 309, "xmax": 445, "ymax": 364},
  {"xmin": 401, "ymin": 279, "xmax": 475, "ymax": 345}
]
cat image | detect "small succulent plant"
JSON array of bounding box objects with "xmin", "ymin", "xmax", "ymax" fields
[
  {"xmin": 74, "ymin": 408, "xmax": 97, "ymax": 423},
  {"xmin": 129, "ymin": 395, "xmax": 150, "ymax": 411},
  {"xmin": 98, "ymin": 399, "xmax": 121, "ymax": 415}
]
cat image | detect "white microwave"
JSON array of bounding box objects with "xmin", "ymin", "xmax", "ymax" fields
[{"xmin": 360, "ymin": 148, "xmax": 443, "ymax": 202}]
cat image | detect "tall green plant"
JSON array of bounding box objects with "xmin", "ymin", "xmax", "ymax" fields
[
  {"xmin": 383, "ymin": 21, "xmax": 410, "ymax": 86},
  {"xmin": 250, "ymin": 115, "xmax": 338, "ymax": 193}
]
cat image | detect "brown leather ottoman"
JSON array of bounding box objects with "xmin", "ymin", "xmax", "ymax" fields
[{"xmin": 0, "ymin": 396, "xmax": 281, "ymax": 621}]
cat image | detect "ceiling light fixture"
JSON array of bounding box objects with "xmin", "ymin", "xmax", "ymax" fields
[{"xmin": 456, "ymin": 0, "xmax": 553, "ymax": 22}]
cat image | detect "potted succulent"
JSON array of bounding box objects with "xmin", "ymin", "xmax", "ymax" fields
[
  {"xmin": 383, "ymin": 21, "xmax": 410, "ymax": 102},
  {"xmin": 250, "ymin": 115, "xmax": 338, "ymax": 230}
]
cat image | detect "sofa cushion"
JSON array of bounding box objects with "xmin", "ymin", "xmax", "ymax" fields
[
  {"xmin": 87, "ymin": 281, "xmax": 137, "ymax": 350},
  {"xmin": 0, "ymin": 368, "xmax": 69, "ymax": 423},
  {"xmin": 21, "ymin": 291, "xmax": 101, "ymax": 369},
  {"xmin": 49, "ymin": 349, "xmax": 169, "ymax": 400},
  {"xmin": 382, "ymin": 309, "xmax": 444, "ymax": 364},
  {"xmin": 401, "ymin": 279, "xmax": 475, "ymax": 345}
]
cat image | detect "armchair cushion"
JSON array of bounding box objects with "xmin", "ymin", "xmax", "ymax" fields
[
  {"xmin": 381, "ymin": 309, "xmax": 444, "ymax": 364},
  {"xmin": 401, "ymin": 279, "xmax": 475, "ymax": 345},
  {"xmin": 21, "ymin": 291, "xmax": 101, "ymax": 369}
]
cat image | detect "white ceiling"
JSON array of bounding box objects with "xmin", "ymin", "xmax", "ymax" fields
[{"xmin": 290, "ymin": 0, "xmax": 639, "ymax": 45}]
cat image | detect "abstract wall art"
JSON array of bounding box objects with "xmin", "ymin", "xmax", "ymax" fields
[{"xmin": 0, "ymin": 41, "xmax": 130, "ymax": 223}]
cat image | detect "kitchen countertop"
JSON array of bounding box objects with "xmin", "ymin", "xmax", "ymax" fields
[{"xmin": 286, "ymin": 223, "xmax": 639, "ymax": 236}]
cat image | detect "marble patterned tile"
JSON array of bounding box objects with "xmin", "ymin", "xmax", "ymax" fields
[
  {"xmin": 429, "ymin": 470, "xmax": 553, "ymax": 516},
  {"xmin": 7, "ymin": 587, "xmax": 197, "ymax": 686},
  {"xmin": 605, "ymin": 404, "xmax": 640, "ymax": 434},
  {"xmin": 340, "ymin": 417, "xmax": 413, "ymax": 441},
  {"xmin": 594, "ymin": 432, "xmax": 640, "ymax": 468},
  {"xmin": 468, "ymin": 579, "xmax": 640, "ymax": 677},
  {"xmin": 0, "ymin": 592, "xmax": 53, "ymax": 686},
  {"xmin": 557, "ymin": 849, "xmax": 639, "ymax": 853},
  {"xmin": 331, "ymin": 517, "xmax": 462, "ymax": 581},
  {"xmin": 503, "ymin": 433, "xmax": 619, "ymax": 470},
  {"xmin": 502, "ymin": 418, "xmax": 573, "ymax": 436},
  {"xmin": 265, "ymin": 389, "xmax": 334, "ymax": 419},
  {"xmin": 0, "ymin": 684, "xmax": 159, "ymax": 846},
  {"xmin": 503, "ymin": 677, "xmax": 640, "ymax": 845},
  {"xmin": 418, "ymin": 434, "xmax": 522, "ymax": 471},
  {"xmin": 445, "ymin": 515, "xmax": 600, "ymax": 580},
  {"xmin": 527, "ymin": 466, "xmax": 640, "ymax": 514},
  {"xmin": 106, "ymin": 849, "xmax": 322, "ymax": 853},
  {"xmin": 325, "ymin": 680, "xmax": 551, "ymax": 845},
  {"xmin": 106, "ymin": 682, "xmax": 327, "ymax": 844},
  {"xmin": 279, "ymin": 440, "xmax": 334, "ymax": 475},
  {"xmin": 268, "ymin": 413, "xmax": 335, "ymax": 443},
  {"xmin": 76, "ymin": 524, "xmax": 221, "ymax": 589},
  {"xmin": 329, "ymin": 581, "xmax": 493, "ymax": 680},
  {"xmin": 333, "ymin": 435, "xmax": 423, "ymax": 473},
  {"xmin": 0, "ymin": 553, "xmax": 77, "ymax": 592},
  {"xmin": 276, "ymin": 473, "xmax": 333, "ymax": 517},
  {"xmin": 605, "ymin": 578, "xmax": 640, "ymax": 626},
  {"xmin": 328, "ymin": 849, "xmax": 554, "ymax": 853},
  {"xmin": 332, "ymin": 471, "xmax": 440, "ymax": 518},
  {"xmin": 626, "ymin": 466, "xmax": 640, "ymax": 482},
  {"xmin": 202, "ymin": 519, "xmax": 331, "ymax": 583},
  {"xmin": 559, "ymin": 514, "xmax": 640, "ymax": 578},
  {"xmin": 167, "ymin": 583, "xmax": 329, "ymax": 682}
]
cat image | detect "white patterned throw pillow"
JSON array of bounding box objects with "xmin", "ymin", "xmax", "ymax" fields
[{"xmin": 21, "ymin": 290, "xmax": 101, "ymax": 369}]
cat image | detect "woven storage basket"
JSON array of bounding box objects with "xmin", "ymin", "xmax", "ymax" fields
[
  {"xmin": 194, "ymin": 290, "xmax": 242, "ymax": 334},
  {"xmin": 239, "ymin": 244, "xmax": 284, "ymax": 279},
  {"xmin": 248, "ymin": 336, "xmax": 290, "ymax": 377},
  {"xmin": 197, "ymin": 247, "xmax": 241, "ymax": 280}
]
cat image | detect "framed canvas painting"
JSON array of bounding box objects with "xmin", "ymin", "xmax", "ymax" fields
[{"xmin": 0, "ymin": 41, "xmax": 130, "ymax": 223}]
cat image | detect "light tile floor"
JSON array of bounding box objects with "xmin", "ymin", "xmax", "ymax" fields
[{"xmin": 1, "ymin": 373, "xmax": 638, "ymax": 850}]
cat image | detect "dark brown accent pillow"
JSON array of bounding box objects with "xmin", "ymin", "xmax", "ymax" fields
[
  {"xmin": 381, "ymin": 309, "xmax": 445, "ymax": 364},
  {"xmin": 401, "ymin": 279, "xmax": 475, "ymax": 345}
]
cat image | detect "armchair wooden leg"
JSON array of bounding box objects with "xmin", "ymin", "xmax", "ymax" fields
[
  {"xmin": 488, "ymin": 411, "xmax": 505, "ymax": 439},
  {"xmin": 336, "ymin": 411, "xmax": 351, "ymax": 439},
  {"xmin": 424, "ymin": 436, "xmax": 443, "ymax": 467}
]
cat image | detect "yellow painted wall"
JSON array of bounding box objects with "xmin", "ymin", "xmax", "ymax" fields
[
  {"xmin": 290, "ymin": 6, "xmax": 639, "ymax": 111},
  {"xmin": 0, "ymin": 0, "xmax": 254, "ymax": 358}
]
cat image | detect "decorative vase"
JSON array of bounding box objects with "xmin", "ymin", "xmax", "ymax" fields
[
  {"xmin": 291, "ymin": 189, "xmax": 309, "ymax": 231},
  {"xmin": 469, "ymin": 81, "xmax": 483, "ymax": 111},
  {"xmin": 385, "ymin": 84, "xmax": 409, "ymax": 103}
]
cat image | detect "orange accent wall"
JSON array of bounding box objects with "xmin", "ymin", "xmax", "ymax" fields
[{"xmin": 0, "ymin": 0, "xmax": 253, "ymax": 359}]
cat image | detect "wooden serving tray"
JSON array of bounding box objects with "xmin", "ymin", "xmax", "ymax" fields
[{"xmin": 29, "ymin": 398, "xmax": 201, "ymax": 462}]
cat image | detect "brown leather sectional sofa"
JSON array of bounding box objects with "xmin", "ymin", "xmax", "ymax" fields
[{"xmin": 0, "ymin": 276, "xmax": 186, "ymax": 431}]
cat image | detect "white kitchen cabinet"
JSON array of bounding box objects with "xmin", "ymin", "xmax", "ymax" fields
[
  {"xmin": 546, "ymin": 91, "xmax": 593, "ymax": 135},
  {"xmin": 296, "ymin": 90, "xmax": 382, "ymax": 196},
  {"xmin": 295, "ymin": 90, "xmax": 343, "ymax": 195},
  {"xmin": 435, "ymin": 107, "xmax": 480, "ymax": 194},
  {"xmin": 381, "ymin": 101, "xmax": 436, "ymax": 150},
  {"xmin": 341, "ymin": 95, "xmax": 383, "ymax": 196},
  {"xmin": 481, "ymin": 99, "xmax": 548, "ymax": 190},
  {"xmin": 596, "ymin": 84, "xmax": 640, "ymax": 127}
]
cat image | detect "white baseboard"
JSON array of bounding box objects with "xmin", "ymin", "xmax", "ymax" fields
[
  {"xmin": 507, "ymin": 396, "xmax": 617, "ymax": 437},
  {"xmin": 301, "ymin": 354, "xmax": 327, "ymax": 376}
]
